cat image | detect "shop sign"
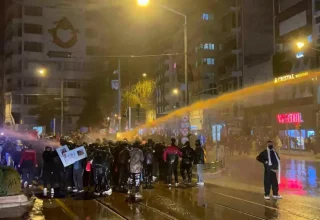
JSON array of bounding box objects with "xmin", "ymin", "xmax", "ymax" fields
[
  {"xmin": 277, "ymin": 112, "xmax": 304, "ymax": 124},
  {"xmin": 274, "ymin": 72, "xmax": 309, "ymax": 84}
]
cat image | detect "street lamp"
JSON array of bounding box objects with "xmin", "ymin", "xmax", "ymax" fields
[
  {"xmin": 142, "ymin": 73, "xmax": 147, "ymax": 78},
  {"xmin": 137, "ymin": 0, "xmax": 149, "ymax": 7},
  {"xmin": 138, "ymin": 0, "xmax": 188, "ymax": 105},
  {"xmin": 37, "ymin": 68, "xmax": 46, "ymax": 76},
  {"xmin": 37, "ymin": 67, "xmax": 64, "ymax": 135},
  {"xmin": 173, "ymin": 88, "xmax": 179, "ymax": 95},
  {"xmin": 296, "ymin": 42, "xmax": 305, "ymax": 50}
]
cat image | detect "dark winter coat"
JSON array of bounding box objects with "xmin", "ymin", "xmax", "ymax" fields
[
  {"xmin": 194, "ymin": 146, "xmax": 205, "ymax": 164},
  {"xmin": 256, "ymin": 149, "xmax": 280, "ymax": 170},
  {"xmin": 42, "ymin": 151, "xmax": 56, "ymax": 171},
  {"xmin": 118, "ymin": 148, "xmax": 130, "ymax": 165},
  {"xmin": 181, "ymin": 146, "xmax": 195, "ymax": 165}
]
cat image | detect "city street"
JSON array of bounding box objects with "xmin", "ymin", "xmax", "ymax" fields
[{"xmin": 5, "ymin": 155, "xmax": 320, "ymax": 220}]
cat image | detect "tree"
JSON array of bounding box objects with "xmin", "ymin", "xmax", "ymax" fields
[
  {"xmin": 28, "ymin": 95, "xmax": 59, "ymax": 130},
  {"xmin": 78, "ymin": 73, "xmax": 113, "ymax": 128},
  {"xmin": 122, "ymin": 79, "xmax": 156, "ymax": 110}
]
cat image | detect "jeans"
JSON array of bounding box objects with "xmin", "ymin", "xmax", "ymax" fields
[
  {"xmin": 197, "ymin": 164, "xmax": 204, "ymax": 183},
  {"xmin": 167, "ymin": 162, "xmax": 178, "ymax": 184},
  {"xmin": 73, "ymin": 168, "xmax": 84, "ymax": 190}
]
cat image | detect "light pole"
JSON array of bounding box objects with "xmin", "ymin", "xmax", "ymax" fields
[
  {"xmin": 37, "ymin": 67, "xmax": 64, "ymax": 135},
  {"xmin": 137, "ymin": 0, "xmax": 188, "ymax": 105}
]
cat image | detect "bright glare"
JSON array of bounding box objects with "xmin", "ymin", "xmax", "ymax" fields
[
  {"xmin": 0, "ymin": 132, "xmax": 3, "ymax": 136},
  {"xmin": 142, "ymin": 73, "xmax": 147, "ymax": 77},
  {"xmin": 296, "ymin": 42, "xmax": 305, "ymax": 49},
  {"xmin": 173, "ymin": 88, "xmax": 179, "ymax": 95},
  {"xmin": 38, "ymin": 68, "xmax": 46, "ymax": 76},
  {"xmin": 137, "ymin": 0, "xmax": 149, "ymax": 6}
]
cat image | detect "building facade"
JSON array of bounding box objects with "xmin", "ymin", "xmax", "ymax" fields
[{"xmin": 3, "ymin": 0, "xmax": 108, "ymax": 132}]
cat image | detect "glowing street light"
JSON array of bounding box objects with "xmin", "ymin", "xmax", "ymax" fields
[
  {"xmin": 137, "ymin": 0, "xmax": 149, "ymax": 7},
  {"xmin": 173, "ymin": 88, "xmax": 179, "ymax": 95},
  {"xmin": 37, "ymin": 68, "xmax": 47, "ymax": 76},
  {"xmin": 142, "ymin": 73, "xmax": 147, "ymax": 77},
  {"xmin": 114, "ymin": 114, "xmax": 118, "ymax": 117},
  {"xmin": 296, "ymin": 42, "xmax": 305, "ymax": 50}
]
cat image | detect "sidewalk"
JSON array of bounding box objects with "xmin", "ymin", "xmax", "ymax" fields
[{"xmin": 279, "ymin": 150, "xmax": 320, "ymax": 161}]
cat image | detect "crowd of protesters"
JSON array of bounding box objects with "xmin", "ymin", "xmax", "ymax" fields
[{"xmin": 0, "ymin": 134, "xmax": 206, "ymax": 199}]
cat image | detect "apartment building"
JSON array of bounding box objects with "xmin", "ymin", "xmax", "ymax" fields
[{"xmin": 3, "ymin": 0, "xmax": 108, "ymax": 132}]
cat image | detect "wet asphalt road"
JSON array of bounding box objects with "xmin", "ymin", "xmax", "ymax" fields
[
  {"xmin": 3, "ymin": 156, "xmax": 320, "ymax": 220},
  {"xmin": 5, "ymin": 180, "xmax": 320, "ymax": 220}
]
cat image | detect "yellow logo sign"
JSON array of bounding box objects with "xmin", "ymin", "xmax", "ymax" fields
[{"xmin": 48, "ymin": 17, "xmax": 79, "ymax": 49}]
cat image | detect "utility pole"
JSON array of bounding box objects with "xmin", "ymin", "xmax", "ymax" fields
[
  {"xmin": 184, "ymin": 16, "xmax": 188, "ymax": 105},
  {"xmin": 60, "ymin": 77, "xmax": 64, "ymax": 135},
  {"xmin": 118, "ymin": 60, "xmax": 121, "ymax": 132}
]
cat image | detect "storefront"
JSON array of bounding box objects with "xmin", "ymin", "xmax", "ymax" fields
[
  {"xmin": 273, "ymin": 106, "xmax": 315, "ymax": 150},
  {"xmin": 244, "ymin": 105, "xmax": 273, "ymax": 137}
]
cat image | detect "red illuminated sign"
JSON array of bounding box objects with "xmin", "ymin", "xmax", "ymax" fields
[{"xmin": 277, "ymin": 112, "xmax": 303, "ymax": 124}]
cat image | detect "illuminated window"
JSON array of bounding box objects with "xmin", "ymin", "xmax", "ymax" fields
[
  {"xmin": 202, "ymin": 13, "xmax": 214, "ymax": 20},
  {"xmin": 203, "ymin": 58, "xmax": 214, "ymax": 65},
  {"xmin": 204, "ymin": 43, "xmax": 214, "ymax": 50}
]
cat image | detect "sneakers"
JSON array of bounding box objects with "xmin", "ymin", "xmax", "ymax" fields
[
  {"xmin": 67, "ymin": 187, "xmax": 72, "ymax": 191},
  {"xmin": 197, "ymin": 182, "xmax": 204, "ymax": 186},
  {"xmin": 273, "ymin": 195, "xmax": 282, "ymax": 199},
  {"xmin": 152, "ymin": 176, "xmax": 157, "ymax": 182},
  {"xmin": 102, "ymin": 189, "xmax": 112, "ymax": 196},
  {"xmin": 73, "ymin": 189, "xmax": 78, "ymax": 193},
  {"xmin": 51, "ymin": 188, "xmax": 54, "ymax": 194},
  {"xmin": 28, "ymin": 185, "xmax": 33, "ymax": 188},
  {"xmin": 127, "ymin": 190, "xmax": 132, "ymax": 195},
  {"xmin": 135, "ymin": 193, "xmax": 142, "ymax": 198},
  {"xmin": 43, "ymin": 188, "xmax": 48, "ymax": 195},
  {"xmin": 23, "ymin": 181, "xmax": 28, "ymax": 188},
  {"xmin": 175, "ymin": 183, "xmax": 179, "ymax": 187},
  {"xmin": 264, "ymin": 195, "xmax": 270, "ymax": 200},
  {"xmin": 78, "ymin": 190, "xmax": 84, "ymax": 193},
  {"xmin": 168, "ymin": 184, "xmax": 172, "ymax": 187}
]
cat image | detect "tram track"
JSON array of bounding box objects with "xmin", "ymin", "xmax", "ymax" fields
[
  {"xmin": 96, "ymin": 194, "xmax": 179, "ymax": 220},
  {"xmin": 160, "ymin": 184, "xmax": 316, "ymax": 220}
]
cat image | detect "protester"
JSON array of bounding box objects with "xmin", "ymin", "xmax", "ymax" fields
[
  {"xmin": 73, "ymin": 157, "xmax": 85, "ymax": 193},
  {"xmin": 256, "ymin": 141, "xmax": 282, "ymax": 200},
  {"xmin": 19, "ymin": 144, "xmax": 38, "ymax": 188},
  {"xmin": 128, "ymin": 142, "xmax": 144, "ymax": 198},
  {"xmin": 143, "ymin": 139, "xmax": 154, "ymax": 189},
  {"xmin": 117, "ymin": 142, "xmax": 130, "ymax": 190},
  {"xmin": 163, "ymin": 137, "xmax": 182, "ymax": 187},
  {"xmin": 180, "ymin": 141, "xmax": 195, "ymax": 184},
  {"xmin": 194, "ymin": 139, "xmax": 205, "ymax": 186},
  {"xmin": 42, "ymin": 146, "xmax": 56, "ymax": 195}
]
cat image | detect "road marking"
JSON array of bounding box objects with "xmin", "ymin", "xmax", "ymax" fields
[
  {"xmin": 35, "ymin": 184, "xmax": 78, "ymax": 220},
  {"xmin": 55, "ymin": 199, "xmax": 79, "ymax": 220}
]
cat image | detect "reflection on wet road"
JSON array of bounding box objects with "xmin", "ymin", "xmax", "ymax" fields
[
  {"xmin": 3, "ymin": 156, "xmax": 320, "ymax": 220},
  {"xmin": 5, "ymin": 182, "xmax": 319, "ymax": 220}
]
